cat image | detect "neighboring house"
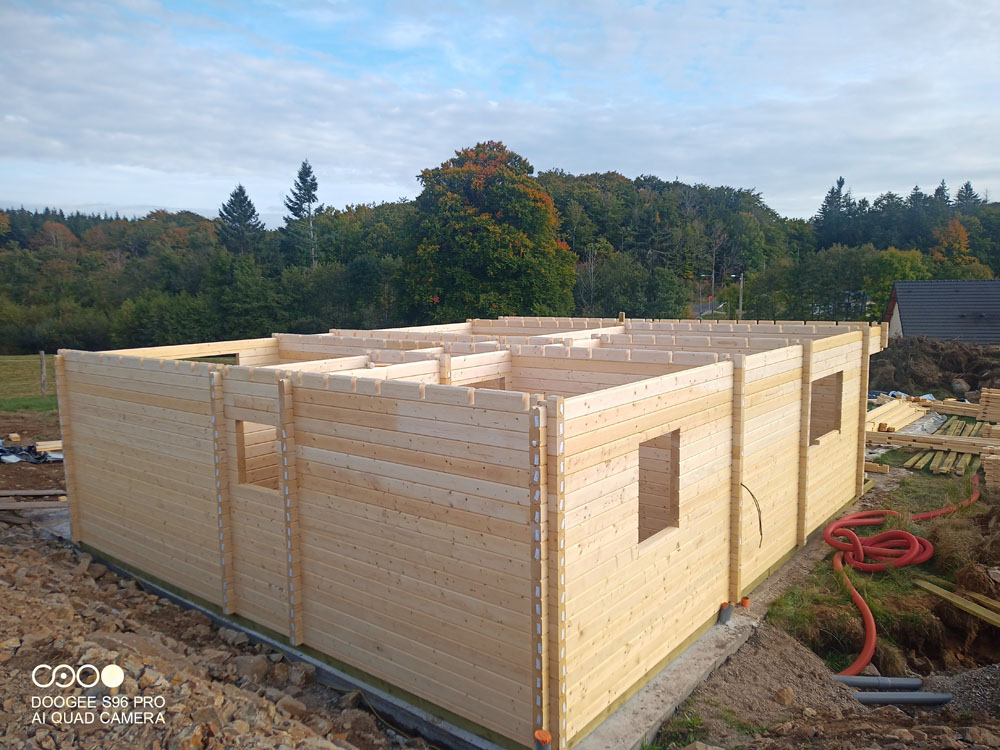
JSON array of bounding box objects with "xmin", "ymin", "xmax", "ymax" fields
[{"xmin": 884, "ymin": 280, "xmax": 1000, "ymax": 344}]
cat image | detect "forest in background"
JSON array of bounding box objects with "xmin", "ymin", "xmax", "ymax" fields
[{"xmin": 1, "ymin": 141, "xmax": 997, "ymax": 354}]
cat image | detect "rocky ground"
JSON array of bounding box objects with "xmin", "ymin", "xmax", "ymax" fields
[{"xmin": 0, "ymin": 521, "xmax": 426, "ymax": 750}]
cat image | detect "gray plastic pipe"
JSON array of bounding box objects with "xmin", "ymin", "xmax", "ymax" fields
[
  {"xmin": 852, "ymin": 691, "xmax": 952, "ymax": 705},
  {"xmin": 834, "ymin": 675, "xmax": 924, "ymax": 691}
]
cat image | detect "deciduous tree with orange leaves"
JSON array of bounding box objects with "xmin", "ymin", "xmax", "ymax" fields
[{"xmin": 407, "ymin": 141, "xmax": 576, "ymax": 322}]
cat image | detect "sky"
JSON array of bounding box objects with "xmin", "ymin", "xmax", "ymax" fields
[{"xmin": 1, "ymin": 1, "xmax": 998, "ymax": 227}]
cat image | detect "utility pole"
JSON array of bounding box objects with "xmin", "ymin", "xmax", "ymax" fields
[{"xmin": 738, "ymin": 273, "xmax": 744, "ymax": 321}]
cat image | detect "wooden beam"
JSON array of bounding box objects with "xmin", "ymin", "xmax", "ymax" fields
[
  {"xmin": 729, "ymin": 355, "xmax": 746, "ymax": 602},
  {"xmin": 277, "ymin": 377, "xmax": 304, "ymax": 645},
  {"xmin": 866, "ymin": 432, "xmax": 1000, "ymax": 453},
  {"xmin": 915, "ymin": 579, "xmax": 1000, "ymax": 628},
  {"xmin": 209, "ymin": 371, "xmax": 235, "ymax": 615},
  {"xmin": 966, "ymin": 591, "xmax": 1000, "ymax": 615},
  {"xmin": 797, "ymin": 340, "xmax": 812, "ymax": 546},
  {"xmin": 529, "ymin": 401, "xmax": 549, "ymax": 734},
  {"xmin": 53, "ymin": 354, "xmax": 81, "ymax": 542},
  {"xmin": 0, "ymin": 500, "xmax": 68, "ymax": 511},
  {"xmin": 0, "ymin": 489, "xmax": 65, "ymax": 497},
  {"xmin": 545, "ymin": 395, "xmax": 567, "ymax": 750},
  {"xmin": 855, "ymin": 329, "xmax": 871, "ymax": 497}
]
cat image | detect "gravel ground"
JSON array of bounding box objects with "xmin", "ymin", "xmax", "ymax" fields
[
  {"xmin": 925, "ymin": 664, "xmax": 1000, "ymax": 717},
  {"xmin": 0, "ymin": 521, "xmax": 426, "ymax": 750}
]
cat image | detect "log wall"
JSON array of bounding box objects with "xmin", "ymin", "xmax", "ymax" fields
[
  {"xmin": 58, "ymin": 318, "xmax": 882, "ymax": 750},
  {"xmin": 557, "ymin": 363, "xmax": 735, "ymax": 743},
  {"xmin": 57, "ymin": 351, "xmax": 224, "ymax": 606}
]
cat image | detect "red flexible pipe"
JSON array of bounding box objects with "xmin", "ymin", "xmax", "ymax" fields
[{"xmin": 824, "ymin": 474, "xmax": 980, "ymax": 676}]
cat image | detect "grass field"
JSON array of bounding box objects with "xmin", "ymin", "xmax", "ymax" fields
[{"xmin": 0, "ymin": 354, "xmax": 59, "ymax": 412}]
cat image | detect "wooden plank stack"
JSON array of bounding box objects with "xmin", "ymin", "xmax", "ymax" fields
[
  {"xmin": 864, "ymin": 398, "xmax": 923, "ymax": 432},
  {"xmin": 55, "ymin": 317, "xmax": 886, "ymax": 750},
  {"xmin": 984, "ymin": 447, "xmax": 1000, "ymax": 491},
  {"xmin": 979, "ymin": 388, "xmax": 1000, "ymax": 423}
]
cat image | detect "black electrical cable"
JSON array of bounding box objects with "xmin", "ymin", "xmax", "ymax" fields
[{"xmin": 741, "ymin": 483, "xmax": 764, "ymax": 548}]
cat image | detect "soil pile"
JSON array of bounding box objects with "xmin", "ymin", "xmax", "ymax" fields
[{"xmin": 870, "ymin": 336, "xmax": 1000, "ymax": 397}]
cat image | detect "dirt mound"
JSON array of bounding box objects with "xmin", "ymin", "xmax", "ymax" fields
[
  {"xmin": 656, "ymin": 623, "xmax": 864, "ymax": 747},
  {"xmin": 870, "ymin": 336, "xmax": 1000, "ymax": 396}
]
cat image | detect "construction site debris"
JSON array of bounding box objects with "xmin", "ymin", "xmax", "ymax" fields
[{"xmin": 0, "ymin": 444, "xmax": 61, "ymax": 464}]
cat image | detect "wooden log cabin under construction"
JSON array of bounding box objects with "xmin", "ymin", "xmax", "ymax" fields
[{"xmin": 54, "ymin": 316, "xmax": 888, "ymax": 749}]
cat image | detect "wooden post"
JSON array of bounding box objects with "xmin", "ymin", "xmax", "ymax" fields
[
  {"xmin": 277, "ymin": 377, "xmax": 304, "ymax": 644},
  {"xmin": 39, "ymin": 351, "xmax": 47, "ymax": 395},
  {"xmin": 440, "ymin": 353, "xmax": 452, "ymax": 385},
  {"xmin": 545, "ymin": 395, "xmax": 567, "ymax": 750},
  {"xmin": 855, "ymin": 328, "xmax": 872, "ymax": 497},
  {"xmin": 728, "ymin": 354, "xmax": 746, "ymax": 602},
  {"xmin": 529, "ymin": 400, "xmax": 549, "ymax": 734},
  {"xmin": 796, "ymin": 341, "xmax": 813, "ymax": 546},
  {"xmin": 209, "ymin": 371, "xmax": 236, "ymax": 614},
  {"xmin": 52, "ymin": 354, "xmax": 81, "ymax": 542}
]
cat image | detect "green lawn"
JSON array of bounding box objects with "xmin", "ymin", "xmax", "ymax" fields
[{"xmin": 0, "ymin": 354, "xmax": 59, "ymax": 412}]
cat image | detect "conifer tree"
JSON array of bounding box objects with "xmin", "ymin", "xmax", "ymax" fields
[
  {"xmin": 217, "ymin": 184, "xmax": 264, "ymax": 256},
  {"xmin": 954, "ymin": 181, "xmax": 982, "ymax": 212},
  {"xmin": 284, "ymin": 160, "xmax": 321, "ymax": 266}
]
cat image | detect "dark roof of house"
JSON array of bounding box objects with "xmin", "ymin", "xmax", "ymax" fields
[{"xmin": 886, "ymin": 280, "xmax": 1000, "ymax": 344}]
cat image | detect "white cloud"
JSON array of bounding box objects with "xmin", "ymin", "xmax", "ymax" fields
[{"xmin": 0, "ymin": 0, "xmax": 997, "ymax": 224}]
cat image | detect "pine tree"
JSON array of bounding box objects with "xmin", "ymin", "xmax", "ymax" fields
[
  {"xmin": 284, "ymin": 160, "xmax": 322, "ymax": 267},
  {"xmin": 954, "ymin": 181, "xmax": 982, "ymax": 212},
  {"xmin": 217, "ymin": 184, "xmax": 264, "ymax": 256},
  {"xmin": 814, "ymin": 177, "xmax": 854, "ymax": 248},
  {"xmin": 933, "ymin": 179, "xmax": 950, "ymax": 204}
]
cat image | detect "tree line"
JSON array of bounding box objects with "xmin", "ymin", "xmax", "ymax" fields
[{"xmin": 1, "ymin": 141, "xmax": 997, "ymax": 354}]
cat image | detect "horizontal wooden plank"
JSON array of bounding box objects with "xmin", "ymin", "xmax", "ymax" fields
[
  {"xmin": 297, "ymin": 452, "xmax": 529, "ymax": 522},
  {"xmin": 101, "ymin": 337, "xmax": 277, "ymax": 359}
]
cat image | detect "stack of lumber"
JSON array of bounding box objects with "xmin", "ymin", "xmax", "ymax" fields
[
  {"xmin": 984, "ymin": 424, "xmax": 999, "ymax": 438},
  {"xmin": 984, "ymin": 447, "xmax": 1000, "ymax": 491},
  {"xmin": 864, "ymin": 398, "xmax": 924, "ymax": 433},
  {"xmin": 916, "ymin": 397, "xmax": 980, "ymax": 418},
  {"xmin": 979, "ymin": 388, "xmax": 1000, "ymax": 423},
  {"xmin": 898, "ymin": 417, "xmax": 990, "ymax": 476}
]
